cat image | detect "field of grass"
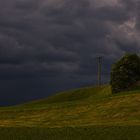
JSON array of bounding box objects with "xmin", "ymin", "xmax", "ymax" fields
[
  {"xmin": 1, "ymin": 126, "xmax": 140, "ymax": 140},
  {"xmin": 1, "ymin": 85, "xmax": 140, "ymax": 139}
]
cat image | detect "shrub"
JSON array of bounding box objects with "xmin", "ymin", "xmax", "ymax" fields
[{"xmin": 110, "ymin": 54, "xmax": 140, "ymax": 93}]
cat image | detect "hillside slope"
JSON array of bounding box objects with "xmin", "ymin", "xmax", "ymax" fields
[{"xmin": 1, "ymin": 85, "xmax": 140, "ymax": 127}]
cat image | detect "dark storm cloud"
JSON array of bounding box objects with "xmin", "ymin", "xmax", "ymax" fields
[{"xmin": 0, "ymin": 0, "xmax": 140, "ymax": 105}]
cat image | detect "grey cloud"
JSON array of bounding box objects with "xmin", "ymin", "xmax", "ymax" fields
[{"xmin": 0, "ymin": 0, "xmax": 140, "ymax": 105}]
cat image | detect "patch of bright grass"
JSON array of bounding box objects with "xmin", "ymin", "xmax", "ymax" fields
[{"xmin": 0, "ymin": 85, "xmax": 140, "ymax": 139}]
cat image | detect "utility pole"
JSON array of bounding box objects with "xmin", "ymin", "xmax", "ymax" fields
[{"xmin": 97, "ymin": 56, "xmax": 103, "ymax": 86}]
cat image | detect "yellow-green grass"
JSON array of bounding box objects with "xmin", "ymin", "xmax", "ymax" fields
[
  {"xmin": 1, "ymin": 85, "xmax": 140, "ymax": 139},
  {"xmin": 0, "ymin": 85, "xmax": 140, "ymax": 127}
]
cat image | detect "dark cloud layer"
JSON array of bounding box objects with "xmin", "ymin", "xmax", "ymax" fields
[{"xmin": 0, "ymin": 0, "xmax": 140, "ymax": 106}]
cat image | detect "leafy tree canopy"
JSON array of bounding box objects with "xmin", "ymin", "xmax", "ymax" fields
[{"xmin": 110, "ymin": 53, "xmax": 140, "ymax": 93}]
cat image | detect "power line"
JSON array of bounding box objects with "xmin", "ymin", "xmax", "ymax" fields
[{"xmin": 97, "ymin": 56, "xmax": 103, "ymax": 86}]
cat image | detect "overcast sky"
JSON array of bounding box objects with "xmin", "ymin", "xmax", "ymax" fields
[{"xmin": 0, "ymin": 0, "xmax": 140, "ymax": 106}]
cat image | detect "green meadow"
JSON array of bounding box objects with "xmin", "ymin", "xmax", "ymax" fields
[
  {"xmin": 1, "ymin": 126, "xmax": 140, "ymax": 140},
  {"xmin": 1, "ymin": 85, "xmax": 140, "ymax": 139}
]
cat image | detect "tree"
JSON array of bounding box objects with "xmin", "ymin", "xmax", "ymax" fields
[{"xmin": 110, "ymin": 53, "xmax": 140, "ymax": 93}]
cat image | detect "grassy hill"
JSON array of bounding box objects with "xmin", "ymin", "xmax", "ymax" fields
[
  {"xmin": 1, "ymin": 85, "xmax": 140, "ymax": 139},
  {"xmin": 1, "ymin": 84, "xmax": 140, "ymax": 127}
]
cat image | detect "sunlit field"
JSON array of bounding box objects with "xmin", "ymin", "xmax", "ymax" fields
[{"xmin": 1, "ymin": 85, "xmax": 140, "ymax": 139}]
